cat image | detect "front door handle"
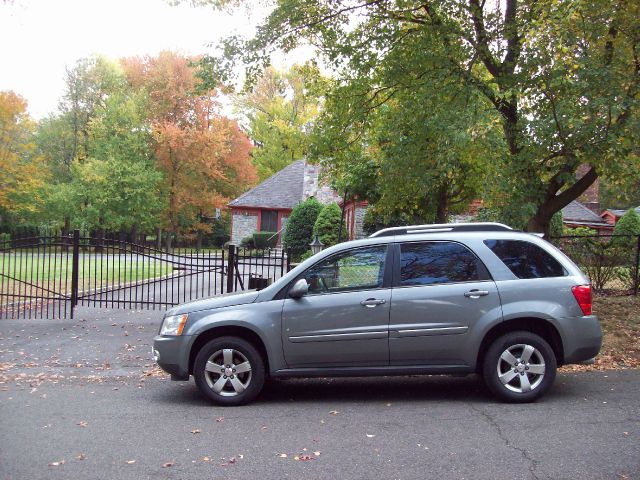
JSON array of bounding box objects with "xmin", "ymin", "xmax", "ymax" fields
[
  {"xmin": 464, "ymin": 290, "xmax": 489, "ymax": 299},
  {"xmin": 360, "ymin": 298, "xmax": 386, "ymax": 307}
]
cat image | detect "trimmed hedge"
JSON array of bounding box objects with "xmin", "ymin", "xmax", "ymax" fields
[
  {"xmin": 283, "ymin": 197, "xmax": 323, "ymax": 260},
  {"xmin": 313, "ymin": 203, "xmax": 342, "ymax": 247},
  {"xmin": 253, "ymin": 231, "xmax": 277, "ymax": 249}
]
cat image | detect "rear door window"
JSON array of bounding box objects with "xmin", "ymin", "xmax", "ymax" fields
[
  {"xmin": 484, "ymin": 239, "xmax": 566, "ymax": 279},
  {"xmin": 399, "ymin": 241, "xmax": 490, "ymax": 286}
]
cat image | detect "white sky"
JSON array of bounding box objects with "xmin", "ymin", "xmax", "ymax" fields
[{"xmin": 0, "ymin": 0, "xmax": 313, "ymax": 119}]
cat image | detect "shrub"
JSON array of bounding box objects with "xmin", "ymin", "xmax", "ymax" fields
[
  {"xmin": 253, "ymin": 231, "xmax": 277, "ymax": 249},
  {"xmin": 0, "ymin": 233, "xmax": 10, "ymax": 244},
  {"xmin": 313, "ymin": 203, "xmax": 342, "ymax": 247},
  {"xmin": 283, "ymin": 197, "xmax": 323, "ymax": 260},
  {"xmin": 240, "ymin": 235, "xmax": 255, "ymax": 249},
  {"xmin": 613, "ymin": 209, "xmax": 640, "ymax": 291},
  {"xmin": 362, "ymin": 206, "xmax": 411, "ymax": 236}
]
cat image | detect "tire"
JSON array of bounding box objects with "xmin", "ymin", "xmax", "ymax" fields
[
  {"xmin": 482, "ymin": 331, "xmax": 557, "ymax": 403},
  {"xmin": 193, "ymin": 336, "xmax": 265, "ymax": 406}
]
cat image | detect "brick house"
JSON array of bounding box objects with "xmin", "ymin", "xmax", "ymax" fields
[
  {"xmin": 601, "ymin": 206, "xmax": 640, "ymax": 227},
  {"xmin": 228, "ymin": 160, "xmax": 345, "ymax": 245}
]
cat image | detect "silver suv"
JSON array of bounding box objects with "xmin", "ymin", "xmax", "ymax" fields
[{"xmin": 153, "ymin": 223, "xmax": 602, "ymax": 405}]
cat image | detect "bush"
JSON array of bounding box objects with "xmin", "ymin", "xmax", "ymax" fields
[
  {"xmin": 240, "ymin": 235, "xmax": 255, "ymax": 249},
  {"xmin": 313, "ymin": 203, "xmax": 342, "ymax": 247},
  {"xmin": 362, "ymin": 206, "xmax": 411, "ymax": 236},
  {"xmin": 613, "ymin": 209, "xmax": 640, "ymax": 291},
  {"xmin": 253, "ymin": 231, "xmax": 277, "ymax": 249},
  {"xmin": 283, "ymin": 197, "xmax": 323, "ymax": 260},
  {"xmin": 0, "ymin": 233, "xmax": 10, "ymax": 244}
]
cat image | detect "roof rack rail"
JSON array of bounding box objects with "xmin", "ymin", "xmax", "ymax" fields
[{"xmin": 369, "ymin": 222, "xmax": 513, "ymax": 238}]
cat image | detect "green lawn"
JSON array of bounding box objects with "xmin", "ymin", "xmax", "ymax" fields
[{"xmin": 0, "ymin": 254, "xmax": 172, "ymax": 300}]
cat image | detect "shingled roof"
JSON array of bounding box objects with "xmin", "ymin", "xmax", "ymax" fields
[
  {"xmin": 562, "ymin": 200, "xmax": 609, "ymax": 226},
  {"xmin": 229, "ymin": 160, "xmax": 306, "ymax": 209}
]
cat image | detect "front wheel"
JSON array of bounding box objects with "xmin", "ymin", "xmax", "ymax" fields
[
  {"xmin": 193, "ymin": 336, "xmax": 265, "ymax": 406},
  {"xmin": 482, "ymin": 331, "xmax": 557, "ymax": 403}
]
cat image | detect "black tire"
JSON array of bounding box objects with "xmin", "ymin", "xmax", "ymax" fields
[
  {"xmin": 482, "ymin": 331, "xmax": 557, "ymax": 403},
  {"xmin": 193, "ymin": 336, "xmax": 265, "ymax": 406}
]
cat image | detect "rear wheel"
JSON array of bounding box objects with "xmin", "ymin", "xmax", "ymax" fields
[
  {"xmin": 482, "ymin": 331, "xmax": 557, "ymax": 403},
  {"xmin": 193, "ymin": 336, "xmax": 265, "ymax": 406}
]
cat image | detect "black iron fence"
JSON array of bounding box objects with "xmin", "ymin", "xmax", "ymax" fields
[
  {"xmin": 551, "ymin": 234, "xmax": 640, "ymax": 294},
  {"xmin": 0, "ymin": 230, "xmax": 291, "ymax": 319}
]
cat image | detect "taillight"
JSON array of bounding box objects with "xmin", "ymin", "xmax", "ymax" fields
[{"xmin": 572, "ymin": 285, "xmax": 592, "ymax": 315}]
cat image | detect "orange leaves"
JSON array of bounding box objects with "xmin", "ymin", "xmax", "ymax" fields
[{"xmin": 122, "ymin": 52, "xmax": 256, "ymax": 235}]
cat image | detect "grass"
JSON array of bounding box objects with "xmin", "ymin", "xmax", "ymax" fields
[
  {"xmin": 561, "ymin": 294, "xmax": 640, "ymax": 371},
  {"xmin": 0, "ymin": 253, "xmax": 172, "ymax": 301}
]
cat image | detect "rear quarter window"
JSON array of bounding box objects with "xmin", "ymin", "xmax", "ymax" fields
[{"xmin": 484, "ymin": 239, "xmax": 566, "ymax": 279}]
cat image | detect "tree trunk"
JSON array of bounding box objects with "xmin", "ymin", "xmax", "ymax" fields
[
  {"xmin": 156, "ymin": 228, "xmax": 162, "ymax": 251},
  {"xmin": 434, "ymin": 186, "xmax": 449, "ymax": 224},
  {"xmin": 165, "ymin": 232, "xmax": 173, "ymax": 252}
]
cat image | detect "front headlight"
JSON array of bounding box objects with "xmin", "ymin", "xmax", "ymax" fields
[{"xmin": 160, "ymin": 314, "xmax": 189, "ymax": 336}]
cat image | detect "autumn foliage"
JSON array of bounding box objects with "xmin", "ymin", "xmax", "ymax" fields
[{"xmin": 122, "ymin": 52, "xmax": 256, "ymax": 237}]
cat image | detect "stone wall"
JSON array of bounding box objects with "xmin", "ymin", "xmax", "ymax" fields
[
  {"xmin": 354, "ymin": 206, "xmax": 368, "ymax": 239},
  {"xmin": 231, "ymin": 213, "xmax": 258, "ymax": 244}
]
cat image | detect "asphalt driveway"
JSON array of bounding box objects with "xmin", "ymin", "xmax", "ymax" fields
[{"xmin": 1, "ymin": 307, "xmax": 638, "ymax": 480}]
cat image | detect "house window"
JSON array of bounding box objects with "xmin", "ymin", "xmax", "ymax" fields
[{"xmin": 261, "ymin": 210, "xmax": 278, "ymax": 232}]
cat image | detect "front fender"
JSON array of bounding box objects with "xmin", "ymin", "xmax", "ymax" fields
[{"xmin": 185, "ymin": 299, "xmax": 286, "ymax": 373}]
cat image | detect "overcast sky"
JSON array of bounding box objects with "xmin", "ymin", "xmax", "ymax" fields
[{"xmin": 0, "ymin": 0, "xmax": 310, "ymax": 119}]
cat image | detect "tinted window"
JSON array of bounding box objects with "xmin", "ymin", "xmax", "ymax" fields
[
  {"xmin": 484, "ymin": 239, "xmax": 565, "ymax": 279},
  {"xmin": 303, "ymin": 246, "xmax": 387, "ymax": 294},
  {"xmin": 400, "ymin": 242, "xmax": 487, "ymax": 286}
]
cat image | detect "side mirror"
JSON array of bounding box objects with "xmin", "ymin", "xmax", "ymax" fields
[{"xmin": 288, "ymin": 278, "xmax": 309, "ymax": 299}]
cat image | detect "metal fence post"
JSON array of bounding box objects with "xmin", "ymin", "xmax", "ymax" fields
[
  {"xmin": 286, "ymin": 248, "xmax": 292, "ymax": 272},
  {"xmin": 70, "ymin": 229, "xmax": 80, "ymax": 318},
  {"xmin": 226, "ymin": 244, "xmax": 235, "ymax": 294}
]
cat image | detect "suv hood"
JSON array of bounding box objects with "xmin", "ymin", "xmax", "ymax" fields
[{"xmin": 165, "ymin": 290, "xmax": 260, "ymax": 316}]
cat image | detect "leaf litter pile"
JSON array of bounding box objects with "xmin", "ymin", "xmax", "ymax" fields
[{"xmin": 561, "ymin": 294, "xmax": 640, "ymax": 372}]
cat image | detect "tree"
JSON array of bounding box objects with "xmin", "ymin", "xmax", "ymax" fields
[
  {"xmin": 313, "ymin": 202, "xmax": 342, "ymax": 247},
  {"xmin": 0, "ymin": 91, "xmax": 46, "ymax": 223},
  {"xmin": 234, "ymin": 63, "xmax": 325, "ymax": 180},
  {"xmin": 122, "ymin": 51, "xmax": 257, "ymax": 244},
  {"xmin": 283, "ymin": 197, "xmax": 323, "ymax": 259},
  {"xmin": 199, "ymin": 0, "xmax": 640, "ymax": 236}
]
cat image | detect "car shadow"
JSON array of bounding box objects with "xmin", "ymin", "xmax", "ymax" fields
[{"xmin": 152, "ymin": 374, "xmax": 494, "ymax": 406}]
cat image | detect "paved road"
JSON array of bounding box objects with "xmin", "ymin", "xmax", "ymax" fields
[{"xmin": 1, "ymin": 309, "xmax": 639, "ymax": 480}]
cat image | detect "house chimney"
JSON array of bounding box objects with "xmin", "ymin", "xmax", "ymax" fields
[{"xmin": 577, "ymin": 164, "xmax": 600, "ymax": 214}]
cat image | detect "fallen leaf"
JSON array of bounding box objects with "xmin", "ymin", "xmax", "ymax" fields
[
  {"xmin": 298, "ymin": 455, "xmax": 315, "ymax": 461},
  {"xmin": 228, "ymin": 456, "xmax": 237, "ymax": 464},
  {"xmin": 76, "ymin": 454, "xmax": 86, "ymax": 460},
  {"xmin": 366, "ymin": 434, "xmax": 376, "ymax": 438},
  {"xmin": 77, "ymin": 421, "xmax": 88, "ymax": 427},
  {"xmin": 313, "ymin": 451, "xmax": 321, "ymax": 456},
  {"xmin": 329, "ymin": 410, "xmax": 340, "ymax": 415},
  {"xmin": 238, "ymin": 454, "xmax": 244, "ymax": 459},
  {"xmin": 126, "ymin": 460, "xmax": 136, "ymax": 464},
  {"xmin": 162, "ymin": 461, "xmax": 174, "ymax": 468},
  {"xmin": 48, "ymin": 460, "xmax": 65, "ymax": 467},
  {"xmin": 202, "ymin": 456, "xmax": 210, "ymax": 462},
  {"xmin": 276, "ymin": 453, "xmax": 287, "ymax": 458},
  {"xmin": 190, "ymin": 429, "xmax": 201, "ymax": 434},
  {"xmin": 216, "ymin": 416, "xmax": 224, "ymax": 422}
]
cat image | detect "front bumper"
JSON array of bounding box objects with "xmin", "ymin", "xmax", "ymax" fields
[
  {"xmin": 153, "ymin": 335, "xmax": 192, "ymax": 380},
  {"xmin": 557, "ymin": 314, "xmax": 602, "ymax": 365}
]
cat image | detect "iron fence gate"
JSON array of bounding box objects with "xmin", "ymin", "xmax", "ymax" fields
[{"xmin": 1, "ymin": 230, "xmax": 291, "ymax": 319}]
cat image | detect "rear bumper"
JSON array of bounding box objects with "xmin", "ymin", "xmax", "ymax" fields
[
  {"xmin": 153, "ymin": 335, "xmax": 192, "ymax": 381},
  {"xmin": 557, "ymin": 315, "xmax": 602, "ymax": 365}
]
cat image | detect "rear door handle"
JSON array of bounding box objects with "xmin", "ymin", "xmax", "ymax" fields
[
  {"xmin": 464, "ymin": 290, "xmax": 489, "ymax": 298},
  {"xmin": 360, "ymin": 298, "xmax": 386, "ymax": 307}
]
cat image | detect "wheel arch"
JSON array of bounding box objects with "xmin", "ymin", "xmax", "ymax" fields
[
  {"xmin": 476, "ymin": 317, "xmax": 564, "ymax": 372},
  {"xmin": 188, "ymin": 325, "xmax": 270, "ymax": 376}
]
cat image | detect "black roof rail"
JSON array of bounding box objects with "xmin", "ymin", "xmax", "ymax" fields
[{"xmin": 369, "ymin": 222, "xmax": 513, "ymax": 238}]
